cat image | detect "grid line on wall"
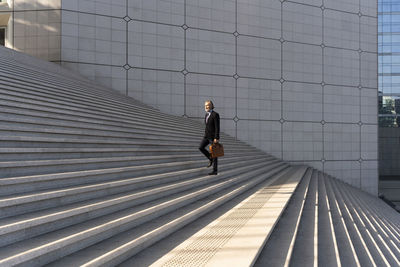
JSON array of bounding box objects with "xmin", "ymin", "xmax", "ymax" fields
[
  {"xmin": 375, "ymin": 0, "xmax": 379, "ymax": 188},
  {"xmin": 234, "ymin": 0, "xmax": 238, "ymax": 139},
  {"xmin": 125, "ymin": 0, "xmax": 129, "ymax": 96},
  {"xmin": 185, "ymin": 116, "xmax": 377, "ymax": 126},
  {"xmin": 322, "ymin": 0, "xmax": 325, "ymax": 169},
  {"xmin": 53, "ymin": 8, "xmax": 378, "ymax": 54},
  {"xmin": 48, "ymin": 7, "xmax": 379, "ymax": 53},
  {"xmin": 1, "ymin": 3, "xmax": 378, "ymax": 20},
  {"xmin": 55, "ymin": 55, "xmax": 381, "ymax": 93},
  {"xmin": 183, "ymin": 0, "xmax": 187, "ymax": 116},
  {"xmin": 359, "ymin": 0, "xmax": 362, "ymax": 189},
  {"xmin": 59, "ymin": 3, "xmax": 62, "ymax": 63},
  {"xmin": 280, "ymin": 0, "xmax": 284, "ymax": 160},
  {"xmin": 54, "ymin": 56, "xmax": 382, "ymax": 92}
]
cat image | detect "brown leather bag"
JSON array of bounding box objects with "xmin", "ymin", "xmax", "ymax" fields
[{"xmin": 209, "ymin": 143, "xmax": 224, "ymax": 158}]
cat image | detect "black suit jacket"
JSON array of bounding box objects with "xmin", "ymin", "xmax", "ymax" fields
[{"xmin": 204, "ymin": 111, "xmax": 220, "ymax": 140}]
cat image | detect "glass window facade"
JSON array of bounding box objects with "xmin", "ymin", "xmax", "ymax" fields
[{"xmin": 379, "ymin": 0, "xmax": 400, "ymax": 126}]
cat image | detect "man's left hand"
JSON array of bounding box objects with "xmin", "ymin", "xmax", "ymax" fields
[{"xmin": 214, "ymin": 139, "xmax": 219, "ymax": 143}]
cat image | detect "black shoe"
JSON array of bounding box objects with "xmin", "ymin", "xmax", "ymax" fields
[
  {"xmin": 207, "ymin": 159, "xmax": 213, "ymax": 168},
  {"xmin": 208, "ymin": 171, "xmax": 218, "ymax": 175}
]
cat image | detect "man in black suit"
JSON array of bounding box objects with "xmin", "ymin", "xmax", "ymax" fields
[{"xmin": 199, "ymin": 100, "xmax": 220, "ymax": 175}]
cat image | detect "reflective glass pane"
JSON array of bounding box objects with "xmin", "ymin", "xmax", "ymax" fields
[
  {"xmin": 382, "ymin": 4, "xmax": 392, "ymax": 12},
  {"xmin": 392, "ymin": 15, "xmax": 400, "ymax": 23},
  {"xmin": 393, "ymin": 4, "xmax": 400, "ymax": 12}
]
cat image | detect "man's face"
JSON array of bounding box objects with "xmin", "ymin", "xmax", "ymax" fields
[{"xmin": 205, "ymin": 102, "xmax": 211, "ymax": 112}]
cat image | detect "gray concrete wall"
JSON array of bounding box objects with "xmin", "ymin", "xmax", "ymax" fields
[
  {"xmin": 59, "ymin": 0, "xmax": 378, "ymax": 195},
  {"xmin": 5, "ymin": 0, "xmax": 378, "ymax": 194}
]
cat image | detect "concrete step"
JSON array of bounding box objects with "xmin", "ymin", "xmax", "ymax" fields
[
  {"xmin": 0, "ymin": 114, "xmax": 203, "ymax": 145},
  {"xmin": 0, "ymin": 85, "xmax": 202, "ymax": 130},
  {"xmin": 346, "ymin": 178, "xmax": 400, "ymax": 234},
  {"xmin": 255, "ymin": 172, "xmax": 399, "ymax": 266},
  {"xmin": 0, "ymin": 136, "xmax": 250, "ymax": 151},
  {"xmin": 0, "ymin": 136, "xmax": 249, "ymax": 152},
  {"xmin": 0, "ymin": 126, "xmax": 248, "ymax": 148},
  {"xmin": 0, "ymin": 135, "xmax": 199, "ymax": 148},
  {"xmin": 0, "ymin": 74, "xmax": 198, "ymax": 123},
  {"xmin": 255, "ymin": 170, "xmax": 400, "ymax": 267},
  {"xmin": 0, "ymin": 107, "xmax": 237, "ymax": 143},
  {"xmin": 0, "ymin": 156, "xmax": 273, "ymax": 202},
  {"xmin": 0, "ymin": 126, "xmax": 202, "ymax": 145},
  {"xmin": 0, "ymin": 163, "xmax": 289, "ymax": 266},
  {"xmin": 0, "ymin": 57, "xmax": 141, "ymax": 99},
  {"xmin": 0, "ymin": 100, "xmax": 205, "ymax": 137},
  {"xmin": 354, "ymin": 182, "xmax": 400, "ymax": 230},
  {"xmin": 356, "ymin": 192, "xmax": 400, "ymax": 241},
  {"xmin": 254, "ymin": 168, "xmax": 313, "ymax": 267},
  {"xmin": 0, "ymin": 114, "xmax": 205, "ymax": 140},
  {"xmin": 0, "ymin": 61, "xmax": 152, "ymax": 109},
  {"xmin": 0, "ymin": 153, "xmax": 271, "ymax": 199},
  {"xmin": 146, "ymin": 166, "xmax": 307, "ymax": 267},
  {"xmin": 0, "ymin": 78, "xmax": 166, "ymax": 118},
  {"xmin": 332, "ymin": 178, "xmax": 400, "ymax": 266},
  {"xmin": 0, "ymin": 61, "xmax": 106, "ymax": 91},
  {"xmin": 0, "ymin": 73, "xmax": 152, "ymax": 112},
  {"xmin": 323, "ymin": 175, "xmax": 359, "ymax": 267},
  {"xmin": 0, "ymin": 94, "xmax": 202, "ymax": 135},
  {"xmin": 0, "ymin": 79, "xmax": 155, "ymax": 118},
  {"xmin": 47, "ymin": 165, "xmax": 296, "ymax": 267},
  {"xmin": 0, "ymin": 124, "xmax": 245, "ymax": 149},
  {"xmin": 0, "ymin": 145, "xmax": 259, "ymax": 161},
  {"xmin": 0, "ymin": 115, "xmax": 240, "ymax": 145},
  {"xmin": 347, "ymin": 180, "xmax": 400, "ymax": 243},
  {"xmin": 0, "ymin": 146, "xmax": 194, "ymax": 161},
  {"xmin": 289, "ymin": 169, "xmax": 318, "ymax": 266},
  {"xmin": 0, "ymin": 160, "xmax": 283, "ymax": 248},
  {"xmin": 326, "ymin": 175, "xmax": 378, "ymax": 267},
  {"xmin": 0, "ymin": 152, "xmax": 266, "ymax": 178},
  {"xmin": 316, "ymin": 171, "xmax": 340, "ymax": 267}
]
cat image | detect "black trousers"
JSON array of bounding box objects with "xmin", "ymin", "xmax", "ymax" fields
[{"xmin": 199, "ymin": 138, "xmax": 218, "ymax": 172}]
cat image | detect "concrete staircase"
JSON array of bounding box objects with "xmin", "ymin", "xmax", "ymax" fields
[
  {"xmin": 0, "ymin": 46, "xmax": 399, "ymax": 266},
  {"xmin": 121, "ymin": 169, "xmax": 400, "ymax": 267},
  {"xmin": 255, "ymin": 170, "xmax": 400, "ymax": 267}
]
